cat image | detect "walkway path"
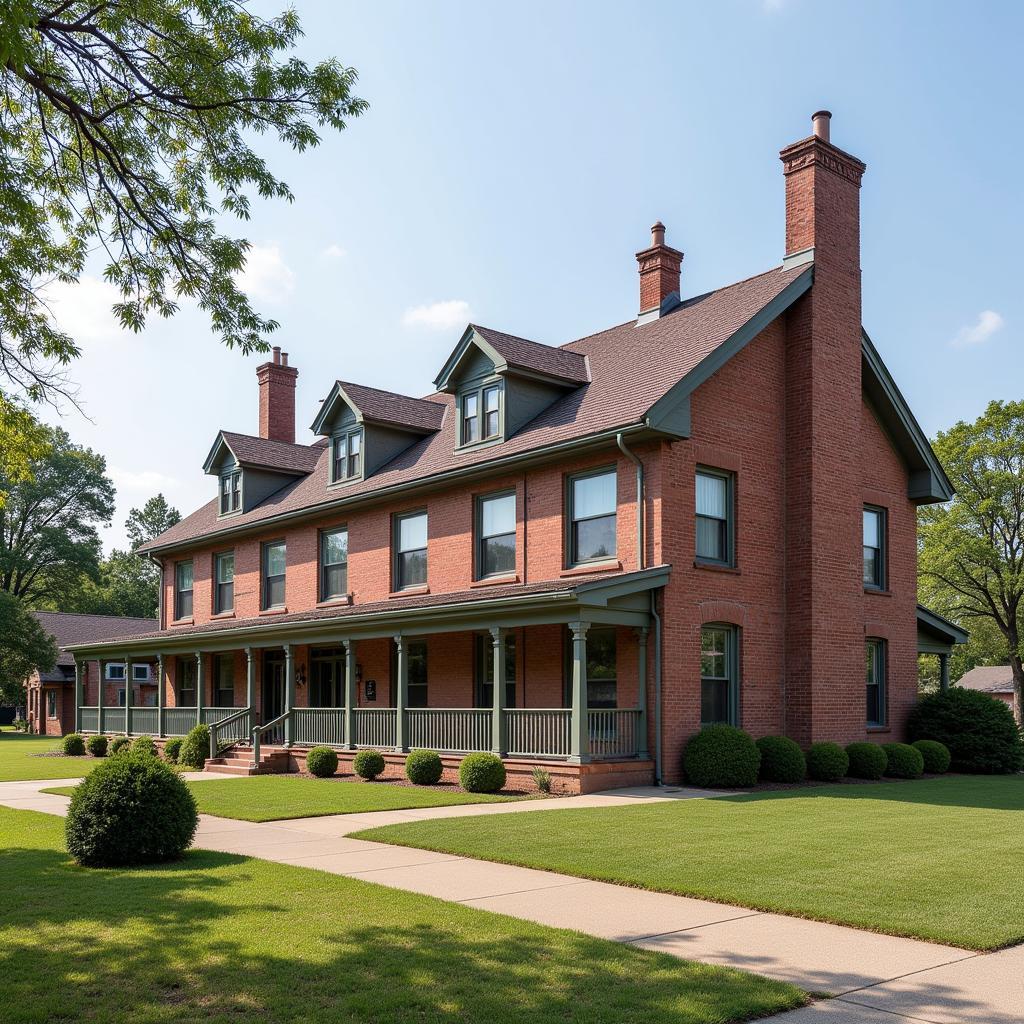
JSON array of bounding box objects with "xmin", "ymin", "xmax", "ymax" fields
[{"xmin": 2, "ymin": 778, "xmax": 1019, "ymax": 1023}]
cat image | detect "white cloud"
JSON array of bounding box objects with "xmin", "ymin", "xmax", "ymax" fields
[
  {"xmin": 109, "ymin": 466, "xmax": 180, "ymax": 494},
  {"xmin": 401, "ymin": 299, "xmax": 471, "ymax": 331},
  {"xmin": 321, "ymin": 243, "xmax": 347, "ymax": 260},
  {"xmin": 950, "ymin": 310, "xmax": 1005, "ymax": 349},
  {"xmin": 42, "ymin": 275, "xmax": 123, "ymax": 345},
  {"xmin": 237, "ymin": 242, "xmax": 295, "ymax": 304}
]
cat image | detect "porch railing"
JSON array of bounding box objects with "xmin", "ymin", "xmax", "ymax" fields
[
  {"xmin": 201, "ymin": 707, "xmax": 244, "ymax": 727},
  {"xmin": 407, "ymin": 708, "xmax": 491, "ymax": 753},
  {"xmin": 102, "ymin": 708, "xmax": 126, "ymax": 734},
  {"xmin": 294, "ymin": 707, "xmax": 345, "ymax": 747},
  {"xmin": 353, "ymin": 707, "xmax": 396, "ymax": 748},
  {"xmin": 209, "ymin": 707, "xmax": 252, "ymax": 759},
  {"xmin": 505, "ymin": 709, "xmax": 572, "ymax": 758},
  {"xmin": 587, "ymin": 708, "xmax": 643, "ymax": 760},
  {"xmin": 252, "ymin": 710, "xmax": 290, "ymax": 767},
  {"xmin": 163, "ymin": 708, "xmax": 198, "ymax": 737},
  {"xmin": 129, "ymin": 707, "xmax": 159, "ymax": 736},
  {"xmin": 79, "ymin": 707, "xmax": 99, "ymax": 733}
]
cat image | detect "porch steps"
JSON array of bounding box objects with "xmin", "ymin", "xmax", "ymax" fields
[{"xmin": 204, "ymin": 746, "xmax": 292, "ymax": 776}]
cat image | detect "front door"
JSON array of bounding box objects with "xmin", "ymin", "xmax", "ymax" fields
[{"xmin": 310, "ymin": 648, "xmax": 345, "ymax": 707}]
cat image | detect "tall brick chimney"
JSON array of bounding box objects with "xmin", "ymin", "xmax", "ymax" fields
[
  {"xmin": 635, "ymin": 221, "xmax": 683, "ymax": 319},
  {"xmin": 257, "ymin": 346, "xmax": 298, "ymax": 444},
  {"xmin": 780, "ymin": 111, "xmax": 868, "ymax": 747}
]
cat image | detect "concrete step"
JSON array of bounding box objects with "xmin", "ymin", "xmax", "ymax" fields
[{"xmin": 204, "ymin": 762, "xmax": 258, "ymax": 776}]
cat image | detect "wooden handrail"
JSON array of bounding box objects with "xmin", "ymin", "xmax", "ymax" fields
[
  {"xmin": 208, "ymin": 706, "xmax": 252, "ymax": 759},
  {"xmin": 251, "ymin": 710, "xmax": 290, "ymax": 767}
]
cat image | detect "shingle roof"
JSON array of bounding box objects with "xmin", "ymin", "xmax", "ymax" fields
[
  {"xmin": 141, "ymin": 263, "xmax": 807, "ymax": 554},
  {"xmin": 33, "ymin": 611, "xmax": 158, "ymax": 668},
  {"xmin": 956, "ymin": 666, "xmax": 1014, "ymax": 693},
  {"xmin": 470, "ymin": 325, "xmax": 590, "ymax": 385},
  {"xmin": 337, "ymin": 381, "xmax": 446, "ymax": 433},
  {"xmin": 220, "ymin": 432, "xmax": 322, "ymax": 474}
]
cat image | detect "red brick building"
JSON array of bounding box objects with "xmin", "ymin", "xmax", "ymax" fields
[{"xmin": 67, "ymin": 113, "xmax": 961, "ymax": 790}]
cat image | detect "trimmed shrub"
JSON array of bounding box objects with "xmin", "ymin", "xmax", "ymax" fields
[
  {"xmin": 845, "ymin": 742, "xmax": 888, "ymax": 780},
  {"xmin": 755, "ymin": 736, "xmax": 806, "ymax": 783},
  {"xmin": 109, "ymin": 736, "xmax": 131, "ymax": 756},
  {"xmin": 86, "ymin": 735, "xmax": 108, "ymax": 757},
  {"xmin": 406, "ymin": 749, "xmax": 443, "ymax": 785},
  {"xmin": 163, "ymin": 737, "xmax": 183, "ymax": 764},
  {"xmin": 883, "ymin": 742, "xmax": 924, "ymax": 779},
  {"xmin": 683, "ymin": 725, "xmax": 760, "ymax": 788},
  {"xmin": 459, "ymin": 752, "xmax": 506, "ymax": 793},
  {"xmin": 62, "ymin": 733, "xmax": 86, "ymax": 756},
  {"xmin": 178, "ymin": 724, "xmax": 210, "ymax": 770},
  {"xmin": 912, "ymin": 739, "xmax": 951, "ymax": 774},
  {"xmin": 306, "ymin": 746, "xmax": 339, "ymax": 778},
  {"xmin": 807, "ymin": 742, "xmax": 849, "ymax": 782},
  {"xmin": 908, "ymin": 688, "xmax": 1023, "ymax": 774},
  {"xmin": 65, "ymin": 752, "xmax": 198, "ymax": 866},
  {"xmin": 132, "ymin": 735, "xmax": 157, "ymax": 756},
  {"xmin": 353, "ymin": 749, "xmax": 386, "ymax": 780}
]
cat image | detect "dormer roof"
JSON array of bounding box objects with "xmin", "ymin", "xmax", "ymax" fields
[
  {"xmin": 202, "ymin": 431, "xmax": 322, "ymax": 476},
  {"xmin": 311, "ymin": 381, "xmax": 445, "ymax": 437}
]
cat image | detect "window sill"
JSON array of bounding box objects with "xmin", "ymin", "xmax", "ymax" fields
[
  {"xmin": 864, "ymin": 587, "xmax": 892, "ymax": 597},
  {"xmin": 170, "ymin": 617, "xmax": 194, "ymax": 627},
  {"xmin": 258, "ymin": 607, "xmax": 289, "ymax": 617},
  {"xmin": 693, "ymin": 560, "xmax": 740, "ymax": 575},
  {"xmin": 211, "ymin": 611, "xmax": 235, "ymax": 620},
  {"xmin": 560, "ymin": 560, "xmax": 621, "ymax": 578},
  {"xmin": 327, "ymin": 476, "xmax": 363, "ymax": 489},
  {"xmin": 867, "ymin": 725, "xmax": 891, "ymax": 734},
  {"xmin": 389, "ymin": 586, "xmax": 430, "ymax": 599},
  {"xmin": 470, "ymin": 574, "xmax": 520, "ymax": 588},
  {"xmin": 316, "ymin": 595, "xmax": 352, "ymax": 608}
]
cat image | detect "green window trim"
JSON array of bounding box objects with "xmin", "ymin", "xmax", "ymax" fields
[
  {"xmin": 700, "ymin": 624, "xmax": 740, "ymax": 727},
  {"xmin": 320, "ymin": 527, "xmax": 349, "ymax": 601},
  {"xmin": 475, "ymin": 490, "xmax": 517, "ymax": 579},
  {"xmin": 214, "ymin": 550, "xmax": 234, "ymax": 614},
  {"xmin": 866, "ymin": 638, "xmax": 887, "ymax": 727},
  {"xmin": 393, "ymin": 510, "xmax": 428, "ymax": 591},
  {"xmin": 330, "ymin": 428, "xmax": 363, "ymax": 484},
  {"xmin": 261, "ymin": 540, "xmax": 287, "ymax": 610},
  {"xmin": 565, "ymin": 466, "xmax": 618, "ymax": 568},
  {"xmin": 174, "ymin": 560, "xmax": 194, "ymax": 620},
  {"xmin": 458, "ymin": 380, "xmax": 504, "ymax": 448},
  {"xmin": 219, "ymin": 470, "xmax": 242, "ymax": 516},
  {"xmin": 863, "ymin": 506, "xmax": 886, "ymax": 590},
  {"xmin": 695, "ymin": 467, "xmax": 735, "ymax": 567}
]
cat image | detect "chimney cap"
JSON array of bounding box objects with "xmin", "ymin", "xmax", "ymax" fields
[
  {"xmin": 811, "ymin": 110, "xmax": 832, "ymax": 141},
  {"xmin": 651, "ymin": 221, "xmax": 666, "ymax": 247},
  {"xmin": 272, "ymin": 345, "xmax": 282, "ymax": 365}
]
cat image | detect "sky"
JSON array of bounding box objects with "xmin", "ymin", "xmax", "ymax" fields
[{"xmin": 39, "ymin": 0, "xmax": 1024, "ymax": 551}]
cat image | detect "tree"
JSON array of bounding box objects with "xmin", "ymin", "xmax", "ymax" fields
[
  {"xmin": 0, "ymin": 1, "xmax": 366, "ymax": 409},
  {"xmin": 0, "ymin": 423, "xmax": 114, "ymax": 604},
  {"xmin": 125, "ymin": 494, "xmax": 180, "ymax": 551},
  {"xmin": 0, "ymin": 397, "xmax": 50, "ymax": 508},
  {"xmin": 919, "ymin": 400, "xmax": 1024, "ymax": 722},
  {"xmin": 0, "ymin": 592, "xmax": 57, "ymax": 705}
]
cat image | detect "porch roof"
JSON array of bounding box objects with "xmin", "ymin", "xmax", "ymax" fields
[
  {"xmin": 917, "ymin": 604, "xmax": 969, "ymax": 655},
  {"xmin": 66, "ymin": 566, "xmax": 670, "ymax": 658}
]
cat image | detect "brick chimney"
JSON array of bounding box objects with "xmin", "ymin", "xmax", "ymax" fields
[
  {"xmin": 257, "ymin": 347, "xmax": 298, "ymax": 444},
  {"xmin": 779, "ymin": 111, "xmax": 869, "ymax": 747},
  {"xmin": 635, "ymin": 221, "xmax": 683, "ymax": 319}
]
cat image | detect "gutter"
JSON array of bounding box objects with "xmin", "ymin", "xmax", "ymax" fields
[{"xmin": 616, "ymin": 432, "xmax": 645, "ymax": 570}]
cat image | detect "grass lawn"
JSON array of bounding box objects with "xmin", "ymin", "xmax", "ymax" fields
[
  {"xmin": 356, "ymin": 775, "xmax": 1024, "ymax": 951},
  {"xmin": 0, "ymin": 806, "xmax": 804, "ymax": 1024},
  {"xmin": 0, "ymin": 730, "xmax": 97, "ymax": 782},
  {"xmin": 43, "ymin": 774, "xmax": 524, "ymax": 821}
]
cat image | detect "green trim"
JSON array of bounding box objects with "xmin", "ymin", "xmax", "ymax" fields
[
  {"xmin": 392, "ymin": 508, "xmax": 428, "ymax": 592},
  {"xmin": 916, "ymin": 604, "xmax": 969, "ymax": 648},
  {"xmin": 695, "ymin": 466, "xmax": 736, "ymax": 568},
  {"xmin": 862, "ymin": 505, "xmax": 886, "ymax": 591},
  {"xmin": 700, "ymin": 623, "xmax": 740, "ymax": 727},
  {"xmin": 261, "ymin": 538, "xmax": 287, "ymax": 611},
  {"xmin": 565, "ymin": 465, "xmax": 619, "ymax": 568},
  {"xmin": 329, "ymin": 427, "xmax": 364, "ymax": 485},
  {"xmin": 866, "ymin": 637, "xmax": 886, "ymax": 728},
  {"xmin": 474, "ymin": 488, "xmax": 517, "ymax": 581}
]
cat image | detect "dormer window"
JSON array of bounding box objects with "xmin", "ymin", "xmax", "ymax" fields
[
  {"xmin": 331, "ymin": 429, "xmax": 363, "ymax": 483},
  {"xmin": 220, "ymin": 471, "xmax": 241, "ymax": 515},
  {"xmin": 461, "ymin": 382, "xmax": 502, "ymax": 446}
]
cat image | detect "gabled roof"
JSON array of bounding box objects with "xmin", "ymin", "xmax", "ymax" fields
[
  {"xmin": 202, "ymin": 431, "xmax": 322, "ymax": 477},
  {"xmin": 311, "ymin": 380, "xmax": 445, "ymax": 437},
  {"xmin": 434, "ymin": 324, "xmax": 590, "ymax": 392},
  {"xmin": 916, "ymin": 604, "xmax": 969, "ymax": 650},
  {"xmin": 32, "ymin": 611, "xmax": 158, "ymax": 668},
  {"xmin": 957, "ymin": 665, "xmax": 1013, "ymax": 693}
]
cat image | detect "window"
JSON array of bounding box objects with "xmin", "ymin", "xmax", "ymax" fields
[
  {"xmin": 116, "ymin": 688, "xmax": 126, "ymax": 707},
  {"xmin": 320, "ymin": 528, "xmax": 348, "ymax": 601},
  {"xmin": 310, "ymin": 648, "xmax": 344, "ymax": 707},
  {"xmin": 394, "ymin": 511, "xmax": 427, "ymax": 590},
  {"xmin": 696, "ymin": 469, "xmax": 733, "ymax": 564},
  {"xmin": 565, "ymin": 626, "xmax": 617, "ymax": 708},
  {"xmin": 262, "ymin": 541, "xmax": 286, "ymax": 609},
  {"xmin": 178, "ymin": 657, "xmax": 197, "ymax": 708},
  {"xmin": 46, "ymin": 691, "xmax": 56, "ymax": 718},
  {"xmin": 863, "ymin": 507, "xmax": 886, "ymax": 589},
  {"xmin": 393, "ymin": 640, "xmax": 428, "ymax": 708},
  {"xmin": 105, "ymin": 663, "xmax": 126, "ymax": 681},
  {"xmin": 568, "ymin": 468, "xmax": 617, "ymax": 565},
  {"xmin": 475, "ymin": 633, "xmax": 516, "ymax": 708},
  {"xmin": 477, "ymin": 491, "xmax": 516, "ymax": 578},
  {"xmin": 220, "ymin": 470, "xmax": 241, "ymax": 515},
  {"xmin": 331, "ymin": 429, "xmax": 363, "ymax": 483},
  {"xmin": 175, "ymin": 560, "xmax": 194, "ymax": 620},
  {"xmin": 214, "ymin": 551, "xmax": 234, "ymax": 613},
  {"xmin": 213, "ymin": 654, "xmax": 235, "ymax": 708},
  {"xmin": 132, "ymin": 664, "xmax": 151, "ymax": 682},
  {"xmin": 461, "ymin": 383, "xmax": 502, "ymax": 445},
  {"xmin": 701, "ymin": 625, "xmax": 739, "ymax": 726},
  {"xmin": 866, "ymin": 639, "xmax": 886, "ymax": 727}
]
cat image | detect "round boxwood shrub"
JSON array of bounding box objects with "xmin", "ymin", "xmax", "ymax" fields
[
  {"xmin": 882, "ymin": 742, "xmax": 924, "ymax": 779},
  {"xmin": 353, "ymin": 749, "xmax": 386, "ymax": 780},
  {"xmin": 755, "ymin": 736, "xmax": 806, "ymax": 783},
  {"xmin": 306, "ymin": 746, "xmax": 339, "ymax": 778},
  {"xmin": 845, "ymin": 742, "xmax": 888, "ymax": 780},
  {"xmin": 912, "ymin": 739, "xmax": 951, "ymax": 774},
  {"xmin": 908, "ymin": 687, "xmax": 1023, "ymax": 774},
  {"xmin": 65, "ymin": 752, "xmax": 198, "ymax": 867},
  {"xmin": 62, "ymin": 733, "xmax": 86, "ymax": 756},
  {"xmin": 109, "ymin": 736, "xmax": 132, "ymax": 756},
  {"xmin": 86, "ymin": 735, "xmax": 108, "ymax": 757},
  {"xmin": 683, "ymin": 725, "xmax": 760, "ymax": 788},
  {"xmin": 132, "ymin": 735, "xmax": 157, "ymax": 756},
  {"xmin": 163, "ymin": 737, "xmax": 183, "ymax": 764},
  {"xmin": 178, "ymin": 724, "xmax": 210, "ymax": 770},
  {"xmin": 406, "ymin": 749, "xmax": 444, "ymax": 785},
  {"xmin": 459, "ymin": 752, "xmax": 506, "ymax": 793},
  {"xmin": 806, "ymin": 742, "xmax": 849, "ymax": 782}
]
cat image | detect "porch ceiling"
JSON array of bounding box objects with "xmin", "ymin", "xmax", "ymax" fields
[{"xmin": 66, "ymin": 566, "xmax": 670, "ymax": 658}]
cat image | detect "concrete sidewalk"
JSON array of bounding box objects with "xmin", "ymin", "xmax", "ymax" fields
[{"xmin": 2, "ymin": 778, "xmax": 1019, "ymax": 1023}]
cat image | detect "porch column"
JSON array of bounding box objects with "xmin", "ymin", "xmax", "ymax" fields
[
  {"xmin": 569, "ymin": 621, "xmax": 590, "ymax": 763},
  {"xmin": 156, "ymin": 654, "xmax": 165, "ymax": 737},
  {"xmin": 343, "ymin": 639, "xmax": 356, "ymax": 749},
  {"xmin": 283, "ymin": 644, "xmax": 295, "ymax": 747},
  {"xmin": 97, "ymin": 659, "xmax": 105, "ymax": 734},
  {"xmin": 73, "ymin": 660, "xmax": 83, "ymax": 733},
  {"xmin": 245, "ymin": 647, "xmax": 256, "ymax": 716},
  {"xmin": 490, "ymin": 627, "xmax": 507, "ymax": 756},
  {"xmin": 195, "ymin": 653, "xmax": 204, "ymax": 727},
  {"xmin": 394, "ymin": 634, "xmax": 408, "ymax": 752},
  {"xmin": 125, "ymin": 657, "xmax": 133, "ymax": 735},
  {"xmin": 636, "ymin": 626, "xmax": 650, "ymax": 760},
  {"xmin": 939, "ymin": 653, "xmax": 950, "ymax": 691}
]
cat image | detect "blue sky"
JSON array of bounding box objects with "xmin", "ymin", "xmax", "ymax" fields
[{"xmin": 44, "ymin": 0, "xmax": 1023, "ymax": 549}]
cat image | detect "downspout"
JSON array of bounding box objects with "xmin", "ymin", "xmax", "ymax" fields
[
  {"xmin": 651, "ymin": 590, "xmax": 663, "ymax": 785},
  {"xmin": 148, "ymin": 554, "xmax": 164, "ymax": 629},
  {"xmin": 616, "ymin": 433, "xmax": 644, "ymax": 570}
]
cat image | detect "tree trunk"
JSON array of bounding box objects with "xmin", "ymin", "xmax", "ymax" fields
[{"xmin": 1011, "ymin": 654, "xmax": 1024, "ymax": 727}]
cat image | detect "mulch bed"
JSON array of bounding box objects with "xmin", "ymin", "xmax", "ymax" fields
[{"xmin": 296, "ymin": 771, "xmax": 544, "ymax": 797}]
